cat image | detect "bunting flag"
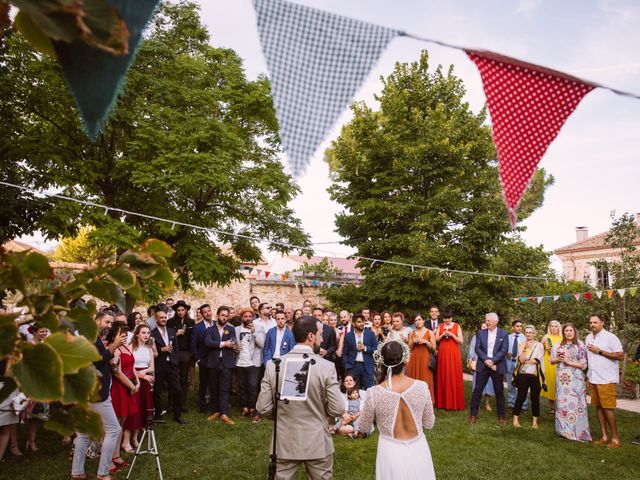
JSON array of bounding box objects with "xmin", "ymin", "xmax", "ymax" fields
[
  {"xmin": 514, "ymin": 286, "xmax": 639, "ymax": 304},
  {"xmin": 252, "ymin": 0, "xmax": 400, "ymax": 176},
  {"xmin": 465, "ymin": 50, "xmax": 594, "ymax": 226},
  {"xmin": 54, "ymin": 0, "xmax": 160, "ymax": 140}
]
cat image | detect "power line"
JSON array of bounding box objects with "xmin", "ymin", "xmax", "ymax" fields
[{"xmin": 1, "ymin": 180, "xmax": 554, "ymax": 282}]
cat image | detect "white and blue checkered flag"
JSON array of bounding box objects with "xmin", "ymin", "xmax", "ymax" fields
[{"xmin": 253, "ymin": 0, "xmax": 401, "ymax": 177}]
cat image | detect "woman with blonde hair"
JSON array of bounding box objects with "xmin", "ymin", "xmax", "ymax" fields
[
  {"xmin": 512, "ymin": 325, "xmax": 544, "ymax": 429},
  {"xmin": 541, "ymin": 320, "xmax": 562, "ymax": 414}
]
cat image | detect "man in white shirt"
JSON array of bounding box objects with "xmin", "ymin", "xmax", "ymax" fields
[
  {"xmin": 585, "ymin": 314, "xmax": 624, "ymax": 449},
  {"xmin": 506, "ymin": 320, "xmax": 527, "ymax": 410}
]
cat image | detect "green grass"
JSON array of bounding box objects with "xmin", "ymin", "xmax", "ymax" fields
[{"xmin": 2, "ymin": 382, "xmax": 640, "ymax": 479}]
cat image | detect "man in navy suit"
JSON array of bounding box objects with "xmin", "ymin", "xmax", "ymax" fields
[
  {"xmin": 469, "ymin": 312, "xmax": 509, "ymax": 425},
  {"xmin": 342, "ymin": 313, "xmax": 378, "ymax": 389},
  {"xmin": 204, "ymin": 305, "xmax": 237, "ymax": 425},
  {"xmin": 426, "ymin": 305, "xmax": 440, "ymax": 331},
  {"xmin": 191, "ymin": 303, "xmax": 214, "ymax": 413},
  {"xmin": 263, "ymin": 309, "xmax": 296, "ymax": 363}
]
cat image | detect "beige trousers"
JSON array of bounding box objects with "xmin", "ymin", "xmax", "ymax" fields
[{"xmin": 276, "ymin": 455, "xmax": 334, "ymax": 480}]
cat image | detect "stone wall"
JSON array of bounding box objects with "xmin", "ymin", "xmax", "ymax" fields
[{"xmin": 162, "ymin": 278, "xmax": 328, "ymax": 311}]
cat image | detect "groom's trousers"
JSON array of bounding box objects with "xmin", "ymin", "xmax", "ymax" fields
[
  {"xmin": 276, "ymin": 455, "xmax": 333, "ymax": 480},
  {"xmin": 470, "ymin": 367, "xmax": 506, "ymax": 417}
]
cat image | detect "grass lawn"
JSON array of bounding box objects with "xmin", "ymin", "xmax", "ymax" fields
[{"xmin": 2, "ymin": 381, "xmax": 639, "ymax": 479}]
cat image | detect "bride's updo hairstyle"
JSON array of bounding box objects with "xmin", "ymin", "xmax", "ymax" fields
[{"xmin": 382, "ymin": 341, "xmax": 406, "ymax": 376}]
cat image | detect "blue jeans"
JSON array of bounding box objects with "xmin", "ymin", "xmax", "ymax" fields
[
  {"xmin": 348, "ymin": 362, "xmax": 374, "ymax": 390},
  {"xmin": 71, "ymin": 397, "xmax": 121, "ymax": 477}
]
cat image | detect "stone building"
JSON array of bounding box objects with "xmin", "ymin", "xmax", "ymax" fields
[{"xmin": 554, "ymin": 214, "xmax": 640, "ymax": 287}]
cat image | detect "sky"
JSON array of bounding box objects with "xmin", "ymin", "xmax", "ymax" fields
[{"xmin": 197, "ymin": 0, "xmax": 640, "ymax": 264}]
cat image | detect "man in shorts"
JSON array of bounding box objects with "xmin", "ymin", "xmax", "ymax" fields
[{"xmin": 585, "ymin": 314, "xmax": 624, "ymax": 449}]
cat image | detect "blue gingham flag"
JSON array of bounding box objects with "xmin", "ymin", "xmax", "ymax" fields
[{"xmin": 253, "ymin": 0, "xmax": 401, "ymax": 176}]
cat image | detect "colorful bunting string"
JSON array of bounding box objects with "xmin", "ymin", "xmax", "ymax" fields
[
  {"xmin": 0, "ymin": 180, "xmax": 554, "ymax": 282},
  {"xmin": 252, "ymin": 0, "xmax": 640, "ymax": 226},
  {"xmin": 514, "ymin": 286, "xmax": 639, "ymax": 304}
]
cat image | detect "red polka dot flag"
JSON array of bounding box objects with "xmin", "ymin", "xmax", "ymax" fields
[{"xmin": 466, "ymin": 50, "xmax": 595, "ymax": 227}]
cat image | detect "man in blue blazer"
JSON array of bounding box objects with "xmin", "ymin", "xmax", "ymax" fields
[
  {"xmin": 263, "ymin": 309, "xmax": 296, "ymax": 364},
  {"xmin": 342, "ymin": 313, "xmax": 378, "ymax": 389},
  {"xmin": 191, "ymin": 304, "xmax": 214, "ymax": 413},
  {"xmin": 469, "ymin": 312, "xmax": 509, "ymax": 425},
  {"xmin": 204, "ymin": 306, "xmax": 237, "ymax": 425}
]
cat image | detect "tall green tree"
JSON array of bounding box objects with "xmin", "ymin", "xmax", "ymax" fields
[
  {"xmin": 1, "ymin": 1, "xmax": 309, "ymax": 291},
  {"xmin": 325, "ymin": 52, "xmax": 553, "ymax": 326}
]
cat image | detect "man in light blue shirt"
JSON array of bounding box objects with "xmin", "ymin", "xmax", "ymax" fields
[{"xmin": 506, "ymin": 319, "xmax": 527, "ymax": 410}]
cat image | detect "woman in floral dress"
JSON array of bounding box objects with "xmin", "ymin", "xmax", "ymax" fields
[{"xmin": 550, "ymin": 323, "xmax": 591, "ymax": 442}]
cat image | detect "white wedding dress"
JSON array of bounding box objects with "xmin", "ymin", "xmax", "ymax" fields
[{"xmin": 359, "ymin": 380, "xmax": 436, "ymax": 479}]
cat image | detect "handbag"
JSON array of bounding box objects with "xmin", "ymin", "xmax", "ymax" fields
[
  {"xmin": 467, "ymin": 358, "xmax": 477, "ymax": 371},
  {"xmin": 429, "ymin": 350, "xmax": 437, "ymax": 371},
  {"xmin": 511, "ymin": 344, "xmax": 537, "ymax": 387}
]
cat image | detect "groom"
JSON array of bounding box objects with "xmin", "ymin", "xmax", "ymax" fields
[
  {"xmin": 469, "ymin": 312, "xmax": 509, "ymax": 425},
  {"xmin": 257, "ymin": 316, "xmax": 344, "ymax": 480}
]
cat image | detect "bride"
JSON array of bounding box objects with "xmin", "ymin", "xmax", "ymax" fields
[{"xmin": 359, "ymin": 339, "xmax": 436, "ymax": 479}]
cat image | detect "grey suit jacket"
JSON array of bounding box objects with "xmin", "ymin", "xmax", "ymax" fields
[{"xmin": 257, "ymin": 344, "xmax": 344, "ymax": 460}]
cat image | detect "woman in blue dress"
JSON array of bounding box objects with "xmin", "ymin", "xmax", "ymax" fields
[{"xmin": 550, "ymin": 323, "xmax": 592, "ymax": 442}]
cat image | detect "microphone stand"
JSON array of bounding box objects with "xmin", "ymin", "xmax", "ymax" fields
[{"xmin": 268, "ymin": 358, "xmax": 288, "ymax": 480}]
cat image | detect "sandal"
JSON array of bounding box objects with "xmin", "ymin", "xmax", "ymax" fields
[
  {"xmin": 10, "ymin": 445, "xmax": 23, "ymax": 456},
  {"xmin": 112, "ymin": 457, "xmax": 130, "ymax": 467},
  {"xmin": 122, "ymin": 444, "xmax": 134, "ymax": 453},
  {"xmin": 26, "ymin": 440, "xmax": 39, "ymax": 452},
  {"xmin": 548, "ymin": 408, "xmax": 555, "ymax": 415}
]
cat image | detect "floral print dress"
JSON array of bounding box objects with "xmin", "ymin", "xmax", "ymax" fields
[{"xmin": 552, "ymin": 343, "xmax": 592, "ymax": 442}]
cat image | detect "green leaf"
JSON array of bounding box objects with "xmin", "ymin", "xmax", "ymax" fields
[
  {"xmin": 46, "ymin": 404, "xmax": 103, "ymax": 439},
  {"xmin": 67, "ymin": 304, "xmax": 98, "ymax": 341},
  {"xmin": 0, "ymin": 378, "xmax": 17, "ymax": 403},
  {"xmin": 86, "ymin": 279, "xmax": 124, "ymax": 306},
  {"xmin": 13, "ymin": 11, "xmax": 57, "ymax": 59},
  {"xmin": 107, "ymin": 264, "xmax": 136, "ymax": 289},
  {"xmin": 152, "ymin": 267, "xmax": 174, "ymax": 289},
  {"xmin": 140, "ymin": 239, "xmax": 173, "ymax": 258},
  {"xmin": 125, "ymin": 279, "xmax": 143, "ymax": 301},
  {"xmin": 62, "ymin": 366, "xmax": 97, "ymax": 405},
  {"xmin": 24, "ymin": 251, "xmax": 52, "ymax": 279},
  {"xmin": 12, "ymin": 342, "xmax": 63, "ymax": 401},
  {"xmin": 0, "ymin": 313, "xmax": 19, "ymax": 358},
  {"xmin": 45, "ymin": 332, "xmax": 100, "ymax": 375},
  {"xmin": 38, "ymin": 310, "xmax": 60, "ymax": 332}
]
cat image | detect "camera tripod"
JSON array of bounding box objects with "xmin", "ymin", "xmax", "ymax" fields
[{"xmin": 126, "ymin": 409, "xmax": 164, "ymax": 479}]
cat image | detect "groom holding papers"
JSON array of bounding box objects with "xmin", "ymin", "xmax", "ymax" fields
[
  {"xmin": 469, "ymin": 312, "xmax": 509, "ymax": 425},
  {"xmin": 257, "ymin": 316, "xmax": 344, "ymax": 480}
]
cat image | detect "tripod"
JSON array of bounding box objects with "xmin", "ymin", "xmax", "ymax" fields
[{"xmin": 127, "ymin": 403, "xmax": 164, "ymax": 479}]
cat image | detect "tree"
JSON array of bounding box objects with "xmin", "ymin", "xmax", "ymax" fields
[
  {"xmin": 0, "ymin": 239, "xmax": 173, "ymax": 437},
  {"xmin": 53, "ymin": 226, "xmax": 114, "ymax": 264},
  {"xmin": 294, "ymin": 257, "xmax": 344, "ymax": 282},
  {"xmin": 324, "ymin": 52, "xmax": 553, "ymax": 326},
  {"xmin": 1, "ymin": 1, "xmax": 310, "ymax": 294}
]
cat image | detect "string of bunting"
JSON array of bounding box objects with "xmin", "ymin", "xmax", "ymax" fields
[
  {"xmin": 0, "ymin": 180, "xmax": 553, "ymax": 283},
  {"xmin": 238, "ymin": 265, "xmax": 347, "ymax": 288},
  {"xmin": 252, "ymin": 0, "xmax": 640, "ymax": 226},
  {"xmin": 514, "ymin": 286, "xmax": 639, "ymax": 304}
]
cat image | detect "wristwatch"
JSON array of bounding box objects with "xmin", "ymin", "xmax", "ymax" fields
[{"xmin": 598, "ymin": 350, "xmax": 603, "ymax": 356}]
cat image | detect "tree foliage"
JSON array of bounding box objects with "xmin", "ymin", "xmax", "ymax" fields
[
  {"xmin": 324, "ymin": 52, "xmax": 554, "ymax": 326},
  {"xmin": 1, "ymin": 1, "xmax": 310, "ymax": 289},
  {"xmin": 0, "ymin": 239, "xmax": 173, "ymax": 437},
  {"xmin": 53, "ymin": 226, "xmax": 114, "ymax": 264}
]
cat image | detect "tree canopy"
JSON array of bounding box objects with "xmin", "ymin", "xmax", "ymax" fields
[
  {"xmin": 1, "ymin": 1, "xmax": 309, "ymax": 290},
  {"xmin": 324, "ymin": 51, "xmax": 554, "ymax": 326}
]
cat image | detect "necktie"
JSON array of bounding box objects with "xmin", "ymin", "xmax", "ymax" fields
[
  {"xmin": 432, "ymin": 321, "xmax": 436, "ymax": 330},
  {"xmin": 512, "ymin": 334, "xmax": 519, "ymax": 358}
]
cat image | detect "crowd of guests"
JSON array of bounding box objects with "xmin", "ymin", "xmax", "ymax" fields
[{"xmin": 0, "ymin": 298, "xmax": 637, "ymax": 478}]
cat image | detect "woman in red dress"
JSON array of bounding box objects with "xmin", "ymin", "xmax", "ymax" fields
[
  {"xmin": 434, "ymin": 310, "xmax": 465, "ymax": 410},
  {"xmin": 123, "ymin": 323, "xmax": 155, "ymax": 452},
  {"xmin": 406, "ymin": 314, "xmax": 436, "ymax": 404},
  {"xmin": 108, "ymin": 321, "xmax": 139, "ymax": 472}
]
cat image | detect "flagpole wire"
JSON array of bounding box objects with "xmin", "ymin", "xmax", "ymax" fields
[{"xmin": 1, "ymin": 180, "xmax": 554, "ymax": 282}]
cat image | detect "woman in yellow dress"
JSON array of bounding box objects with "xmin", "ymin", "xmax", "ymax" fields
[{"xmin": 541, "ymin": 320, "xmax": 562, "ymax": 414}]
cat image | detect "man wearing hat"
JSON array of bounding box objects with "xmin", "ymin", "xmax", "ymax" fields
[{"xmin": 168, "ymin": 300, "xmax": 195, "ymax": 412}]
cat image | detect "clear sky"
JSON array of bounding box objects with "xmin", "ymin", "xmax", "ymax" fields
[{"xmin": 199, "ymin": 0, "xmax": 640, "ymax": 262}]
